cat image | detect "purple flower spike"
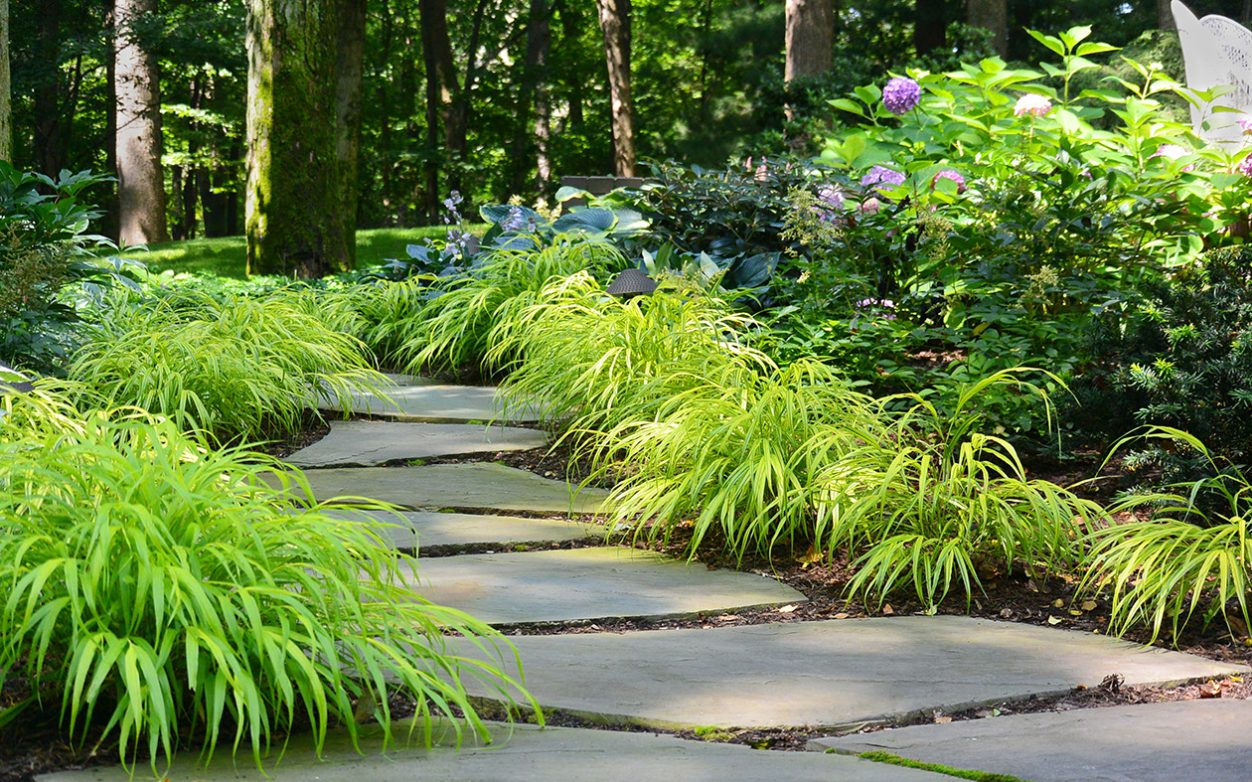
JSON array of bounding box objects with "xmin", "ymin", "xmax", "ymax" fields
[{"xmin": 882, "ymin": 77, "xmax": 921, "ymax": 115}]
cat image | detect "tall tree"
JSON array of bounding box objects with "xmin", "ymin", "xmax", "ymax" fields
[
  {"xmin": 114, "ymin": 0, "xmax": 169, "ymax": 245},
  {"xmin": 784, "ymin": 0, "xmax": 832, "ymax": 82},
  {"xmin": 336, "ymin": 0, "xmax": 366, "ymax": 266},
  {"xmin": 507, "ymin": 0, "xmax": 553, "ymax": 199},
  {"xmin": 245, "ymin": 0, "xmax": 362, "ymax": 277},
  {"xmin": 596, "ymin": 0, "xmax": 634, "ymax": 176},
  {"xmin": 914, "ymin": 0, "xmax": 946, "ymax": 55},
  {"xmin": 419, "ymin": 0, "xmax": 454, "ymax": 221},
  {"xmin": 1158, "ymin": 0, "xmax": 1175, "ymax": 30},
  {"xmin": 0, "ymin": 0, "xmax": 10, "ymax": 162},
  {"xmin": 968, "ymin": 0, "xmax": 1008, "ymax": 57}
]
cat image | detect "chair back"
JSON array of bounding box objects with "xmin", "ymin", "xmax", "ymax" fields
[{"xmin": 1172, "ymin": 0, "xmax": 1247, "ymax": 145}]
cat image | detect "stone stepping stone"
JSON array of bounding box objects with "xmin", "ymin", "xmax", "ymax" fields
[
  {"xmin": 296, "ymin": 463, "xmax": 607, "ymax": 515},
  {"xmin": 321, "ymin": 373, "xmax": 543, "ymax": 423},
  {"xmin": 325, "ymin": 509, "xmax": 601, "ymax": 550},
  {"xmin": 287, "ymin": 420, "xmax": 547, "ymax": 467},
  {"xmin": 813, "ymin": 699, "xmax": 1252, "ymax": 782},
  {"xmin": 449, "ymin": 616, "xmax": 1245, "ymax": 731},
  {"xmin": 399, "ymin": 547, "xmax": 807, "ymax": 625},
  {"xmin": 38, "ymin": 720, "xmax": 947, "ymax": 781}
]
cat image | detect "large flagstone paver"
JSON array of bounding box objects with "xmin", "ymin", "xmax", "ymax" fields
[
  {"xmin": 813, "ymin": 699, "xmax": 1252, "ymax": 782},
  {"xmin": 326, "ymin": 509, "xmax": 601, "ymax": 549},
  {"xmin": 401, "ymin": 547, "xmax": 806, "ymax": 625},
  {"xmin": 321, "ymin": 374, "xmax": 543, "ymax": 423},
  {"xmin": 450, "ymin": 616, "xmax": 1246, "ymax": 731},
  {"xmin": 287, "ymin": 420, "xmax": 547, "ymax": 467},
  {"xmin": 38, "ymin": 720, "xmax": 947, "ymax": 782},
  {"xmin": 295, "ymin": 463, "xmax": 607, "ymax": 514}
]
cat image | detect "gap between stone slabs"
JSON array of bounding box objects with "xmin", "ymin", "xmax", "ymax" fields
[
  {"xmin": 447, "ymin": 616, "xmax": 1247, "ymax": 734},
  {"xmin": 286, "ymin": 419, "xmax": 548, "ymax": 467},
  {"xmin": 812, "ymin": 698, "xmax": 1252, "ymax": 782},
  {"xmin": 36, "ymin": 720, "xmax": 950, "ymax": 782},
  {"xmin": 399, "ymin": 547, "xmax": 807, "ymax": 626}
]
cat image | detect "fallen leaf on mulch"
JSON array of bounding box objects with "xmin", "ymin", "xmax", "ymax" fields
[
  {"xmin": 777, "ymin": 604, "xmax": 798, "ymax": 614},
  {"xmin": 1199, "ymin": 681, "xmax": 1222, "ymax": 699},
  {"xmin": 881, "ymin": 604, "xmax": 895, "ymax": 615}
]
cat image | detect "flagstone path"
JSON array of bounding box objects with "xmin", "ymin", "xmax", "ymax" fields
[{"xmin": 44, "ymin": 374, "xmax": 1252, "ymax": 781}]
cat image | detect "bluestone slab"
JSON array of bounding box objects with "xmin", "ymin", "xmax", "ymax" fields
[
  {"xmin": 814, "ymin": 699, "xmax": 1252, "ymax": 782},
  {"xmin": 286, "ymin": 420, "xmax": 547, "ymax": 467},
  {"xmin": 325, "ymin": 509, "xmax": 601, "ymax": 549},
  {"xmin": 451, "ymin": 616, "xmax": 1245, "ymax": 731},
  {"xmin": 294, "ymin": 463, "xmax": 607, "ymax": 515},
  {"xmin": 38, "ymin": 720, "xmax": 947, "ymax": 782},
  {"xmin": 402, "ymin": 547, "xmax": 806, "ymax": 625},
  {"xmin": 320, "ymin": 373, "xmax": 542, "ymax": 423}
]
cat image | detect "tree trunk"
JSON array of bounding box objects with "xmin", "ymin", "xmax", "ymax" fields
[
  {"xmin": 114, "ymin": 0, "xmax": 169, "ymax": 245},
  {"xmin": 34, "ymin": 0, "xmax": 63, "ymax": 176},
  {"xmin": 508, "ymin": 0, "xmax": 552, "ymax": 199},
  {"xmin": 0, "ymin": 0, "xmax": 10, "ymax": 162},
  {"xmin": 914, "ymin": 0, "xmax": 946, "ymax": 55},
  {"xmin": 596, "ymin": 0, "xmax": 634, "ymax": 177},
  {"xmin": 967, "ymin": 0, "xmax": 1007, "ymax": 57},
  {"xmin": 245, "ymin": 0, "xmax": 354, "ymax": 278},
  {"xmin": 785, "ymin": 0, "xmax": 832, "ymax": 82},
  {"xmin": 561, "ymin": 3, "xmax": 585, "ymax": 129},
  {"xmin": 419, "ymin": 0, "xmax": 454, "ymax": 222},
  {"xmin": 1159, "ymin": 0, "xmax": 1176, "ymax": 30},
  {"xmin": 335, "ymin": 0, "xmax": 366, "ymax": 267}
]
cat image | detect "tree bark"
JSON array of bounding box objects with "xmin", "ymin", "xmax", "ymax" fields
[
  {"xmin": 507, "ymin": 0, "xmax": 552, "ymax": 199},
  {"xmin": 967, "ymin": 0, "xmax": 1008, "ymax": 57},
  {"xmin": 245, "ymin": 0, "xmax": 356, "ymax": 277},
  {"xmin": 0, "ymin": 0, "xmax": 10, "ymax": 162},
  {"xmin": 419, "ymin": 0, "xmax": 454, "ymax": 222},
  {"xmin": 785, "ymin": 0, "xmax": 832, "ymax": 82},
  {"xmin": 1159, "ymin": 0, "xmax": 1176, "ymax": 30},
  {"xmin": 34, "ymin": 0, "xmax": 64, "ymax": 176},
  {"xmin": 914, "ymin": 0, "xmax": 946, "ymax": 56},
  {"xmin": 114, "ymin": 0, "xmax": 169, "ymax": 245},
  {"xmin": 336, "ymin": 0, "xmax": 366, "ymax": 267},
  {"xmin": 596, "ymin": 0, "xmax": 635, "ymax": 177}
]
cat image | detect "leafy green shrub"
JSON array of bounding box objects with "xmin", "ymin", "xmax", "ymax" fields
[
  {"xmin": 0, "ymin": 163, "xmax": 137, "ymax": 372},
  {"xmin": 1072, "ymin": 247, "xmax": 1252, "ymax": 471},
  {"xmin": 69, "ymin": 290, "xmax": 385, "ymax": 442},
  {"xmin": 0, "ymin": 398, "xmax": 531, "ymax": 768},
  {"xmin": 398, "ymin": 237, "xmax": 625, "ymax": 376},
  {"xmin": 1080, "ymin": 428, "xmax": 1252, "ymax": 641}
]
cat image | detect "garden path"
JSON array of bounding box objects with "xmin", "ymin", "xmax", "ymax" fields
[{"xmin": 40, "ymin": 374, "xmax": 1252, "ymax": 781}]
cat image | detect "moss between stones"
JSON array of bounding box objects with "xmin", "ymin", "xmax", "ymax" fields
[{"xmin": 853, "ymin": 751, "xmax": 1028, "ymax": 782}]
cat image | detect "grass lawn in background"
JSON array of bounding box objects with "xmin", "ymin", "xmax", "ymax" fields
[{"xmin": 126, "ymin": 226, "xmax": 486, "ymax": 279}]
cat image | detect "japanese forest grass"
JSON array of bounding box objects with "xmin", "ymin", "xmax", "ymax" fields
[
  {"xmin": 0, "ymin": 385, "xmax": 534, "ymax": 771},
  {"xmin": 495, "ymin": 275, "xmax": 1105, "ymax": 609},
  {"xmin": 67, "ymin": 289, "xmax": 387, "ymax": 444}
]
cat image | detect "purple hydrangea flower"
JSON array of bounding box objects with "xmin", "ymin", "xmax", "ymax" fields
[
  {"xmin": 1238, "ymin": 155, "xmax": 1252, "ymax": 177},
  {"xmin": 882, "ymin": 77, "xmax": 922, "ymax": 115},
  {"xmin": 1013, "ymin": 94, "xmax": 1053, "ymax": 118},
  {"xmin": 1239, "ymin": 115, "xmax": 1252, "ymax": 134},
  {"xmin": 931, "ymin": 169, "xmax": 966, "ymax": 193},
  {"xmin": 861, "ymin": 165, "xmax": 907, "ymax": 189},
  {"xmin": 812, "ymin": 185, "xmax": 846, "ymax": 225}
]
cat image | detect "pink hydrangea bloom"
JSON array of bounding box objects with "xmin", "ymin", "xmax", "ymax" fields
[
  {"xmin": 1238, "ymin": 155, "xmax": 1252, "ymax": 176},
  {"xmin": 931, "ymin": 169, "xmax": 966, "ymax": 193},
  {"xmin": 1239, "ymin": 115, "xmax": 1252, "ymax": 134},
  {"xmin": 1013, "ymin": 94, "xmax": 1053, "ymax": 118}
]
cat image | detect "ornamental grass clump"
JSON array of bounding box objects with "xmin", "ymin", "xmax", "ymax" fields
[
  {"xmin": 1079, "ymin": 428, "xmax": 1252, "ymax": 642},
  {"xmin": 68, "ymin": 290, "xmax": 386, "ymax": 443},
  {"xmin": 399, "ymin": 237, "xmax": 625, "ymax": 376},
  {"xmin": 0, "ymin": 397, "xmax": 532, "ymax": 770},
  {"xmin": 490, "ymin": 272, "xmax": 769, "ymax": 436},
  {"xmin": 812, "ymin": 371, "xmax": 1104, "ymax": 610}
]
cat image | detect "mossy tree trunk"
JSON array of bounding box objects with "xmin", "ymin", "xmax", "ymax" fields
[
  {"xmin": 0, "ymin": 0, "xmax": 9, "ymax": 163},
  {"xmin": 245, "ymin": 0, "xmax": 364, "ymax": 278},
  {"xmin": 785, "ymin": 0, "xmax": 832, "ymax": 82},
  {"xmin": 114, "ymin": 0, "xmax": 169, "ymax": 245},
  {"xmin": 967, "ymin": 0, "xmax": 1008, "ymax": 58}
]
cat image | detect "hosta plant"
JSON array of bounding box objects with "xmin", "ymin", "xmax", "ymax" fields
[
  {"xmin": 1080, "ymin": 427, "xmax": 1252, "ymax": 642},
  {"xmin": 69, "ymin": 290, "xmax": 386, "ymax": 443},
  {"xmin": 0, "ymin": 399, "xmax": 533, "ymax": 770}
]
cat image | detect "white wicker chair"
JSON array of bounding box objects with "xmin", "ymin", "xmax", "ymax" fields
[{"xmin": 1172, "ymin": 0, "xmax": 1252, "ymax": 145}]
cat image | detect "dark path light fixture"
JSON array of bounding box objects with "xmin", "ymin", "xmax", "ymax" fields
[{"xmin": 606, "ymin": 268, "xmax": 658, "ymax": 299}]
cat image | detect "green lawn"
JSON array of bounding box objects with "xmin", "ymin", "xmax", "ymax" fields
[{"xmin": 125, "ymin": 226, "xmax": 484, "ymax": 279}]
